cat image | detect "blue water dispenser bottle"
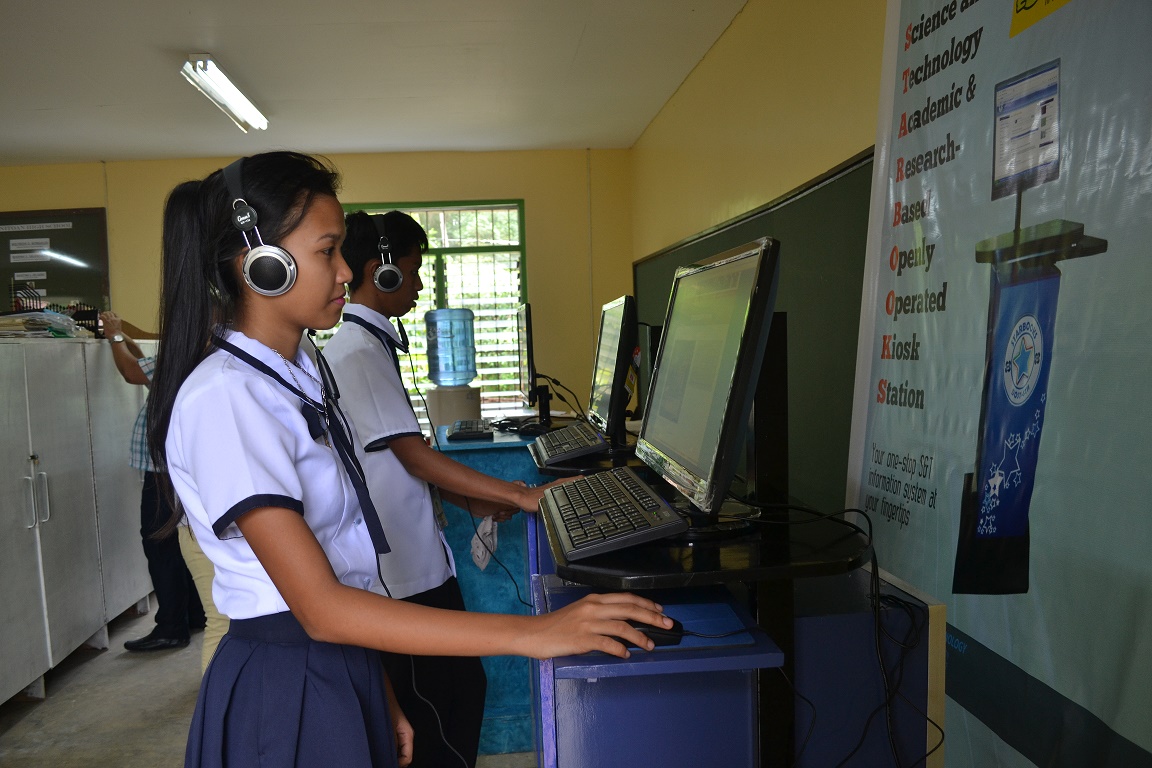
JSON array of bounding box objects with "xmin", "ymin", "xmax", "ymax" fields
[
  {"xmin": 425, "ymin": 308, "xmax": 477, "ymax": 385},
  {"xmin": 424, "ymin": 308, "xmax": 482, "ymax": 428}
]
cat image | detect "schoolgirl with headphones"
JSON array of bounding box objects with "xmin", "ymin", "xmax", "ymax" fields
[{"xmin": 146, "ymin": 151, "xmax": 671, "ymax": 768}]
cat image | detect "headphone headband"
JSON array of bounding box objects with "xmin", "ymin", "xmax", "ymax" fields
[
  {"xmin": 370, "ymin": 213, "xmax": 403, "ymax": 293},
  {"xmin": 370, "ymin": 213, "xmax": 391, "ymax": 257},
  {"xmin": 223, "ymin": 158, "xmax": 258, "ymax": 234}
]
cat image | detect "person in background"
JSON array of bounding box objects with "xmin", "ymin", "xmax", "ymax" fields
[
  {"xmin": 323, "ymin": 210, "xmax": 553, "ymax": 767},
  {"xmin": 148, "ymin": 151, "xmax": 670, "ymax": 767},
  {"xmin": 178, "ymin": 518, "xmax": 228, "ymax": 671},
  {"xmin": 100, "ymin": 310, "xmax": 209, "ymax": 652}
]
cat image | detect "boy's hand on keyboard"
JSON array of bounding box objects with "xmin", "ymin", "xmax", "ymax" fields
[{"xmin": 518, "ymin": 477, "xmax": 575, "ymax": 513}]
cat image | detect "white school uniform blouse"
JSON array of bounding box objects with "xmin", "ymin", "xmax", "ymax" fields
[
  {"xmin": 166, "ymin": 330, "xmax": 388, "ymax": 620},
  {"xmin": 323, "ymin": 304, "xmax": 455, "ymax": 599}
]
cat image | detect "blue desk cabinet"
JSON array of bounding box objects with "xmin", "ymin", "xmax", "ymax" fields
[
  {"xmin": 532, "ymin": 574, "xmax": 784, "ymax": 768},
  {"xmin": 435, "ymin": 426, "xmax": 546, "ymax": 754}
]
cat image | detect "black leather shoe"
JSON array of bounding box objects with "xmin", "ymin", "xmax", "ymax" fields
[{"xmin": 124, "ymin": 631, "xmax": 190, "ymax": 652}]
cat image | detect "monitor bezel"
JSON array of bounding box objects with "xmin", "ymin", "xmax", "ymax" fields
[
  {"xmin": 634, "ymin": 237, "xmax": 780, "ymax": 515},
  {"xmin": 991, "ymin": 58, "xmax": 1061, "ymax": 201},
  {"xmin": 516, "ymin": 303, "xmax": 537, "ymax": 406},
  {"xmin": 586, "ymin": 295, "xmax": 637, "ymax": 443}
]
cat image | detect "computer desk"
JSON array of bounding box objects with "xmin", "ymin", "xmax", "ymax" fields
[
  {"xmin": 442, "ymin": 425, "xmax": 880, "ymax": 765},
  {"xmin": 433, "ymin": 425, "xmax": 539, "ymax": 755},
  {"xmin": 528, "ymin": 490, "xmax": 874, "ymax": 766}
]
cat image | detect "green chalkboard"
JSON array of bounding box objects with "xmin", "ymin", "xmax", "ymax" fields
[{"xmin": 633, "ymin": 151, "xmax": 873, "ymax": 515}]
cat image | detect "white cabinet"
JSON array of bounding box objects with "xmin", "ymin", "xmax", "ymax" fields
[
  {"xmin": 0, "ymin": 342, "xmax": 52, "ymax": 703},
  {"xmin": 85, "ymin": 340, "xmax": 153, "ymax": 621},
  {"xmin": 0, "ymin": 339, "xmax": 152, "ymax": 703},
  {"xmin": 22, "ymin": 342, "xmax": 107, "ymax": 666}
]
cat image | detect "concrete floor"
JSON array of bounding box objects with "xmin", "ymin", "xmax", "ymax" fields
[{"xmin": 0, "ymin": 601, "xmax": 536, "ymax": 767}]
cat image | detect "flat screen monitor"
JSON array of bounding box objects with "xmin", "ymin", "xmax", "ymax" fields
[
  {"xmin": 586, "ymin": 295, "xmax": 637, "ymax": 446},
  {"xmin": 992, "ymin": 59, "xmax": 1060, "ymax": 201},
  {"xmin": 516, "ymin": 302, "xmax": 551, "ymax": 431},
  {"xmin": 516, "ymin": 303, "xmax": 536, "ymax": 405},
  {"xmin": 635, "ymin": 237, "xmax": 781, "ymax": 517}
]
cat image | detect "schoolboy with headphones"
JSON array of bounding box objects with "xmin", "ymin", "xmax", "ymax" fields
[{"xmin": 324, "ymin": 210, "xmax": 554, "ymax": 767}]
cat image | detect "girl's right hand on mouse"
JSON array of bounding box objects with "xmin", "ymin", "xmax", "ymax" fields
[{"xmin": 520, "ymin": 592, "xmax": 673, "ymax": 659}]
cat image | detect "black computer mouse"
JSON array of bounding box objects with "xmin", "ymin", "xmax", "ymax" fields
[{"xmin": 622, "ymin": 617, "xmax": 684, "ymax": 648}]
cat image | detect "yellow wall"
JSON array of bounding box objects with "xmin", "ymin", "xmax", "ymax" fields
[
  {"xmin": 0, "ymin": 150, "xmax": 630, "ymax": 395},
  {"xmin": 630, "ymin": 0, "xmax": 886, "ymax": 259},
  {"xmin": 0, "ymin": 0, "xmax": 888, "ymax": 398},
  {"xmin": 336, "ymin": 149, "xmax": 629, "ymax": 392},
  {"xmin": 0, "ymin": 163, "xmax": 108, "ymax": 211}
]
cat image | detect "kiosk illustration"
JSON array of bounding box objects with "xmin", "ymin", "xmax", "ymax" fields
[{"xmin": 953, "ymin": 59, "xmax": 1108, "ymax": 594}]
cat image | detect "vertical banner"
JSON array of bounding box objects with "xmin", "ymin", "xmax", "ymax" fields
[{"xmin": 847, "ymin": 0, "xmax": 1152, "ymax": 764}]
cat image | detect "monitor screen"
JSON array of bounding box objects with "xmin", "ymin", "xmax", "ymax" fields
[
  {"xmin": 992, "ymin": 59, "xmax": 1060, "ymax": 201},
  {"xmin": 635, "ymin": 237, "xmax": 780, "ymax": 515},
  {"xmin": 586, "ymin": 295, "xmax": 637, "ymax": 443},
  {"xmin": 516, "ymin": 303, "xmax": 536, "ymax": 405}
]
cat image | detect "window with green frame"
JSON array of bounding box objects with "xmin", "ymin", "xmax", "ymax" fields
[{"xmin": 324, "ymin": 201, "xmax": 527, "ymax": 426}]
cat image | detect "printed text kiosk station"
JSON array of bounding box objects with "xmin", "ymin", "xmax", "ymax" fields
[{"xmin": 527, "ymin": 239, "xmax": 938, "ymax": 767}]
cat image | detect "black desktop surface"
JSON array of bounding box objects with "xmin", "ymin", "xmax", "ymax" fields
[{"xmin": 541, "ymin": 502, "xmax": 872, "ymax": 591}]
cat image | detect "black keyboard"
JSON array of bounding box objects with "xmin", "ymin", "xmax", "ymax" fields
[
  {"xmin": 446, "ymin": 418, "xmax": 494, "ymax": 441},
  {"xmin": 535, "ymin": 421, "xmax": 608, "ymax": 465},
  {"xmin": 542, "ymin": 466, "xmax": 688, "ymax": 561}
]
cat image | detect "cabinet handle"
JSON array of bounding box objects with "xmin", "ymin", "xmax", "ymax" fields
[
  {"xmin": 24, "ymin": 476, "xmax": 37, "ymax": 529},
  {"xmin": 36, "ymin": 471, "xmax": 51, "ymax": 523}
]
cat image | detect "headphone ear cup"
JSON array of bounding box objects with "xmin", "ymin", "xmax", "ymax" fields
[
  {"xmin": 243, "ymin": 245, "xmax": 298, "ymax": 297},
  {"xmin": 373, "ymin": 261, "xmax": 404, "ymax": 293}
]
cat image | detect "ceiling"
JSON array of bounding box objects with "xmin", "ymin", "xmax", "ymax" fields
[{"xmin": 0, "ymin": 0, "xmax": 746, "ymax": 167}]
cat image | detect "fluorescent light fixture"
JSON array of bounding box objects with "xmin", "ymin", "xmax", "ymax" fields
[{"xmin": 181, "ymin": 54, "xmax": 268, "ymax": 132}]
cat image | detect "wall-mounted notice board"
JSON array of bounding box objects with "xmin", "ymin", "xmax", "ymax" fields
[{"xmin": 1, "ymin": 208, "xmax": 110, "ymax": 315}]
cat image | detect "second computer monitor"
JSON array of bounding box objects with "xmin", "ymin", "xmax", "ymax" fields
[
  {"xmin": 516, "ymin": 303, "xmax": 537, "ymax": 405},
  {"xmin": 635, "ymin": 237, "xmax": 781, "ymax": 518},
  {"xmin": 586, "ymin": 295, "xmax": 637, "ymax": 446},
  {"xmin": 516, "ymin": 302, "xmax": 552, "ymax": 431}
]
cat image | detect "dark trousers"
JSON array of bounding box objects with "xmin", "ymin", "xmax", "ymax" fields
[
  {"xmin": 140, "ymin": 471, "xmax": 204, "ymax": 637},
  {"xmin": 380, "ymin": 577, "xmax": 487, "ymax": 768}
]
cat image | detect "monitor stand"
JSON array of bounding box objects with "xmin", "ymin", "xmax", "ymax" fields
[
  {"xmin": 603, "ymin": 428, "xmax": 637, "ymax": 459},
  {"xmin": 519, "ymin": 383, "xmax": 554, "ymax": 436},
  {"xmin": 670, "ymin": 498, "xmax": 761, "ymax": 542}
]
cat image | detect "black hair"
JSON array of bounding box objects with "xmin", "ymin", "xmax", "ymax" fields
[
  {"xmin": 146, "ymin": 151, "xmax": 341, "ymax": 529},
  {"xmin": 343, "ymin": 210, "xmax": 429, "ymax": 292}
]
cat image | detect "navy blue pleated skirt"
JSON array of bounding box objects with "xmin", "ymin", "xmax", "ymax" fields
[{"xmin": 186, "ymin": 612, "xmax": 398, "ymax": 768}]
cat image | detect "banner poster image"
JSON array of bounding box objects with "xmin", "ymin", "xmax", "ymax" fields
[{"xmin": 847, "ymin": 0, "xmax": 1152, "ymax": 764}]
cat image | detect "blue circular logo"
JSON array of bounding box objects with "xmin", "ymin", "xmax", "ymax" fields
[{"xmin": 1003, "ymin": 314, "xmax": 1043, "ymax": 406}]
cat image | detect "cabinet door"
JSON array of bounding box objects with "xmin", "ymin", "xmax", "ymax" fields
[
  {"xmin": 23, "ymin": 342, "xmax": 106, "ymax": 665},
  {"xmin": 0, "ymin": 343, "xmax": 52, "ymax": 702},
  {"xmin": 84, "ymin": 341, "xmax": 151, "ymax": 621}
]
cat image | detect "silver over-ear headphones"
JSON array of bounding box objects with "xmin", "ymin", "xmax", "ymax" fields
[
  {"xmin": 223, "ymin": 158, "xmax": 297, "ymax": 297},
  {"xmin": 370, "ymin": 214, "xmax": 403, "ymax": 293}
]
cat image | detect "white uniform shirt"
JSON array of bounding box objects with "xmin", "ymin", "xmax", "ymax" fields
[
  {"xmin": 166, "ymin": 330, "xmax": 388, "ymax": 619},
  {"xmin": 324, "ymin": 304, "xmax": 455, "ymax": 599}
]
